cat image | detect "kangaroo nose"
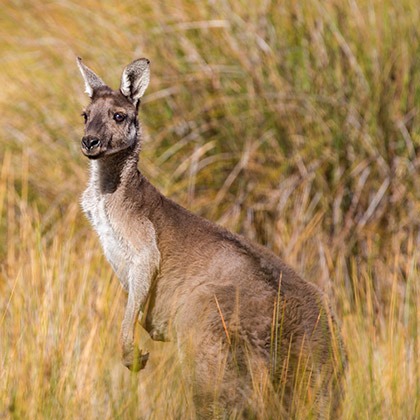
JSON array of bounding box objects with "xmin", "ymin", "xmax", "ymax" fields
[{"xmin": 82, "ymin": 136, "xmax": 101, "ymax": 150}]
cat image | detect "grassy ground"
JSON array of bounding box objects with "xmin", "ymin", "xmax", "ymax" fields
[{"xmin": 1, "ymin": 0, "xmax": 419, "ymax": 418}]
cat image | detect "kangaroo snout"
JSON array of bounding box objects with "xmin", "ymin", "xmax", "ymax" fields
[{"xmin": 82, "ymin": 136, "xmax": 101, "ymax": 151}]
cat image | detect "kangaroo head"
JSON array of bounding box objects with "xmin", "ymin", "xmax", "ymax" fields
[{"xmin": 77, "ymin": 57, "xmax": 150, "ymax": 159}]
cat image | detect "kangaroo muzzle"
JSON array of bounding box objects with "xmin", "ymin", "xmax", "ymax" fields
[{"xmin": 82, "ymin": 136, "xmax": 101, "ymax": 151}]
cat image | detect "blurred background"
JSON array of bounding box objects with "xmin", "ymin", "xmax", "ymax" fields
[{"xmin": 1, "ymin": 0, "xmax": 419, "ymax": 418}]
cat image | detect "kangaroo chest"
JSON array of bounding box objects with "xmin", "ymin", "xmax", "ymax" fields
[
  {"xmin": 81, "ymin": 160, "xmax": 138, "ymax": 291},
  {"xmin": 81, "ymin": 163, "xmax": 161, "ymax": 298},
  {"xmin": 82, "ymin": 187, "xmax": 132, "ymax": 290}
]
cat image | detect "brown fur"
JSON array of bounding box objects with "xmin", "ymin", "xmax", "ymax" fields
[{"xmin": 77, "ymin": 58, "xmax": 346, "ymax": 418}]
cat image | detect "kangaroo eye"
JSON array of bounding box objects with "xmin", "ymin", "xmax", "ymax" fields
[
  {"xmin": 114, "ymin": 113, "xmax": 126, "ymax": 123},
  {"xmin": 81, "ymin": 112, "xmax": 88, "ymax": 123}
]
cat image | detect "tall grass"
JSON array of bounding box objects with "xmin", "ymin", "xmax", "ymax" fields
[{"xmin": 1, "ymin": 0, "xmax": 419, "ymax": 418}]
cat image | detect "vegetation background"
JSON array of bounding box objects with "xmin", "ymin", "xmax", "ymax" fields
[{"xmin": 0, "ymin": 0, "xmax": 419, "ymax": 418}]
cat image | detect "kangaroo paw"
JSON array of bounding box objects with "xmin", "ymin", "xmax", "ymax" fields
[{"xmin": 122, "ymin": 346, "xmax": 149, "ymax": 372}]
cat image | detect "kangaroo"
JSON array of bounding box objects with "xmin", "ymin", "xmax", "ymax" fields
[{"xmin": 77, "ymin": 57, "xmax": 346, "ymax": 418}]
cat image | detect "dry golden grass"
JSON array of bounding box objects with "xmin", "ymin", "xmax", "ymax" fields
[{"xmin": 1, "ymin": 0, "xmax": 419, "ymax": 418}]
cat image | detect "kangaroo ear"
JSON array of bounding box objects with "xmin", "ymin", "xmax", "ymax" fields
[
  {"xmin": 77, "ymin": 57, "xmax": 106, "ymax": 98},
  {"xmin": 120, "ymin": 58, "xmax": 150, "ymax": 106}
]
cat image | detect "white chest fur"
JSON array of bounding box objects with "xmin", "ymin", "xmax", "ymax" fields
[
  {"xmin": 81, "ymin": 162, "xmax": 158, "ymax": 293},
  {"xmin": 84, "ymin": 195, "xmax": 130, "ymax": 287}
]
